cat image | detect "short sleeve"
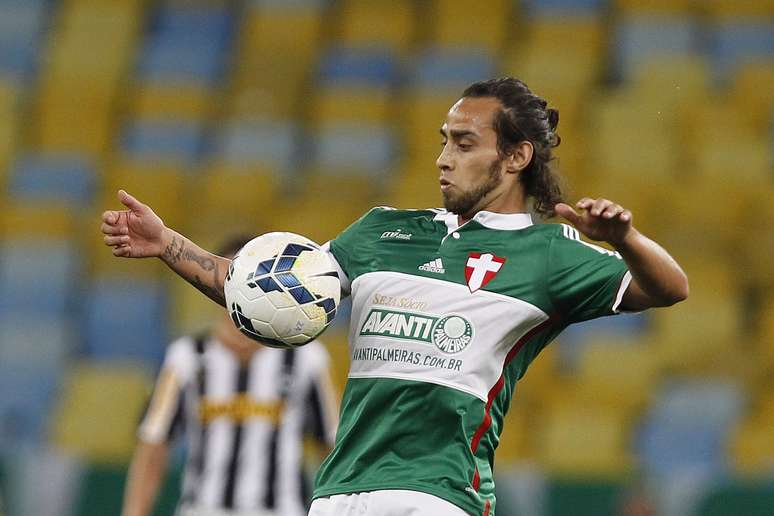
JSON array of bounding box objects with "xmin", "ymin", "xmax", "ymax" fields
[
  {"xmin": 137, "ymin": 337, "xmax": 196, "ymax": 444},
  {"xmin": 548, "ymin": 225, "xmax": 631, "ymax": 324},
  {"xmin": 325, "ymin": 207, "xmax": 384, "ymax": 296}
]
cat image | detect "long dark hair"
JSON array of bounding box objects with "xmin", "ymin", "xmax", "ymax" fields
[{"xmin": 462, "ymin": 77, "xmax": 563, "ymax": 218}]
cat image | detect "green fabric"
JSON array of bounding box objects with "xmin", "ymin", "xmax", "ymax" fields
[{"xmin": 318, "ymin": 208, "xmax": 629, "ymax": 515}]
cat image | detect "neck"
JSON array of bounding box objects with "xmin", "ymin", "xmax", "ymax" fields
[
  {"xmin": 458, "ymin": 186, "xmax": 528, "ymax": 225},
  {"xmin": 214, "ymin": 323, "xmax": 257, "ymax": 363}
]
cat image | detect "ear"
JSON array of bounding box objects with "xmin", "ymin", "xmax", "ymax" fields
[{"xmin": 505, "ymin": 141, "xmax": 534, "ymax": 173}]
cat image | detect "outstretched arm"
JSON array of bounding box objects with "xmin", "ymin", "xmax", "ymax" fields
[
  {"xmin": 101, "ymin": 190, "xmax": 231, "ymax": 307},
  {"xmin": 556, "ymin": 198, "xmax": 689, "ymax": 312}
]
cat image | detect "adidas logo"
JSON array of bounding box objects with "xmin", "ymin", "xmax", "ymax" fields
[{"xmin": 418, "ymin": 258, "xmax": 445, "ymax": 274}]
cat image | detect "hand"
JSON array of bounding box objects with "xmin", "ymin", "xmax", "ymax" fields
[
  {"xmin": 101, "ymin": 190, "xmax": 167, "ymax": 258},
  {"xmin": 555, "ymin": 198, "xmax": 634, "ymax": 247}
]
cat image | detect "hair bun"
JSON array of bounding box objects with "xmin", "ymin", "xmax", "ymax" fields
[{"xmin": 547, "ymin": 108, "xmax": 559, "ymax": 131}]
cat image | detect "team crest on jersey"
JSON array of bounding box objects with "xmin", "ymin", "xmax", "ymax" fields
[{"xmin": 465, "ymin": 252, "xmax": 506, "ymax": 293}]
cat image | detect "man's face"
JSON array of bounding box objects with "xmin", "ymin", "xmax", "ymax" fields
[{"xmin": 437, "ymin": 96, "xmax": 505, "ymax": 218}]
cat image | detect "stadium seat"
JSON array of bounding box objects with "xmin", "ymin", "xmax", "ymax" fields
[
  {"xmin": 50, "ymin": 361, "xmax": 152, "ymax": 463},
  {"xmin": 312, "ymin": 122, "xmax": 397, "ymax": 178},
  {"xmin": 636, "ymin": 379, "xmax": 745, "ymax": 476},
  {"xmin": 121, "ymin": 119, "xmax": 205, "ymax": 165},
  {"xmin": 318, "ymin": 47, "xmax": 397, "ymax": 89},
  {"xmin": 8, "ymin": 153, "xmax": 95, "ymax": 205},
  {"xmin": 0, "ymin": 80, "xmax": 18, "ymax": 168},
  {"xmin": 538, "ymin": 404, "xmax": 634, "ymax": 476},
  {"xmin": 0, "ymin": 316, "xmax": 72, "ymax": 372},
  {"xmin": 730, "ymin": 61, "xmax": 774, "ymax": 131},
  {"xmin": 613, "ymin": 0, "xmax": 696, "ymax": 14},
  {"xmin": 133, "ymin": 84, "xmax": 212, "ymax": 120},
  {"xmin": 213, "ymin": 117, "xmax": 301, "ymax": 175},
  {"xmin": 629, "ymin": 56, "xmax": 711, "ymax": 104},
  {"xmin": 521, "ymin": 0, "xmax": 607, "ymax": 17},
  {"xmin": 431, "ymin": 0, "xmax": 512, "ymax": 52},
  {"xmin": 410, "ymin": 48, "xmax": 496, "ymax": 94},
  {"xmin": 704, "ymin": 0, "xmax": 774, "ymax": 18},
  {"xmin": 730, "ymin": 415, "xmax": 774, "ymax": 475},
  {"xmin": 399, "ymin": 94, "xmax": 458, "ymax": 173},
  {"xmin": 710, "ymin": 21, "xmax": 774, "ymax": 82},
  {"xmin": 310, "ymin": 87, "xmax": 393, "ymax": 125},
  {"xmin": 137, "ymin": 4, "xmax": 235, "ymax": 86},
  {"xmin": 570, "ymin": 338, "xmax": 660, "ymax": 415},
  {"xmin": 0, "ymin": 202, "xmax": 77, "ymax": 238},
  {"xmin": 0, "ymin": 0, "xmax": 49, "ymax": 81},
  {"xmin": 82, "ymin": 276, "xmax": 168, "ymax": 365},
  {"xmin": 0, "ymin": 238, "xmax": 80, "ymax": 317},
  {"xmin": 612, "ymin": 15, "xmax": 700, "ymax": 80},
  {"xmin": 0, "ymin": 365, "xmax": 59, "ymax": 451},
  {"xmin": 336, "ymin": 0, "xmax": 416, "ymax": 54}
]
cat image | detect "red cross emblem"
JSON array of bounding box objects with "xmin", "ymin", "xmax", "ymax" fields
[{"xmin": 465, "ymin": 252, "xmax": 506, "ymax": 293}]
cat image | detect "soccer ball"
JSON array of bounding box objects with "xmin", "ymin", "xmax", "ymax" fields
[{"xmin": 224, "ymin": 232, "xmax": 341, "ymax": 348}]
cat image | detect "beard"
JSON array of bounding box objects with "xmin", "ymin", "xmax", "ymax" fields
[{"xmin": 442, "ymin": 157, "xmax": 503, "ymax": 217}]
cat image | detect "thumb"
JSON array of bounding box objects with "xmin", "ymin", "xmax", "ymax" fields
[
  {"xmin": 118, "ymin": 189, "xmax": 144, "ymax": 213},
  {"xmin": 555, "ymin": 202, "xmax": 581, "ymax": 225}
]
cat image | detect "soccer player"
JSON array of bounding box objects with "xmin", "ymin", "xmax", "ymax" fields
[
  {"xmin": 121, "ymin": 236, "xmax": 338, "ymax": 516},
  {"xmin": 102, "ymin": 78, "xmax": 688, "ymax": 516}
]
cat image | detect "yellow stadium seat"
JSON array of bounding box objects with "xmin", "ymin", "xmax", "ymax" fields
[
  {"xmin": 50, "ymin": 361, "xmax": 152, "ymax": 464},
  {"xmin": 538, "ymin": 405, "xmax": 634, "ymax": 477},
  {"xmin": 0, "ymin": 203, "xmax": 78, "ymax": 238},
  {"xmin": 572, "ymin": 338, "xmax": 660, "ymax": 415},
  {"xmin": 432, "ymin": 0, "xmax": 512, "ymax": 51},
  {"xmin": 522, "ymin": 18, "xmax": 606, "ymax": 62},
  {"xmin": 133, "ymin": 85, "xmax": 212, "ymax": 121},
  {"xmin": 169, "ymin": 276, "xmax": 227, "ymax": 336},
  {"xmin": 649, "ymin": 258, "xmax": 742, "ymax": 372},
  {"xmin": 321, "ymin": 329, "xmax": 351, "ymax": 395},
  {"xmin": 194, "ymin": 163, "xmax": 281, "ymax": 227},
  {"xmin": 703, "ymin": 0, "xmax": 774, "ymax": 18},
  {"xmin": 337, "ymin": 0, "xmax": 416, "ymax": 53},
  {"xmin": 0, "ymin": 81, "xmax": 18, "ymax": 170},
  {"xmin": 731, "ymin": 61, "xmax": 774, "ymax": 132},
  {"xmin": 588, "ymin": 90, "xmax": 680, "ymax": 182},
  {"xmin": 730, "ymin": 391, "xmax": 774, "ymax": 475},
  {"xmin": 630, "ymin": 56, "xmax": 711, "ymax": 104},
  {"xmin": 311, "ymin": 88, "xmax": 393, "ymax": 125},
  {"xmin": 399, "ymin": 94, "xmax": 457, "ymax": 171},
  {"xmin": 388, "ymin": 171, "xmax": 443, "ymax": 210}
]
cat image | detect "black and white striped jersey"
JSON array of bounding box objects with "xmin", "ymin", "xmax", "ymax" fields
[{"xmin": 138, "ymin": 334, "xmax": 338, "ymax": 515}]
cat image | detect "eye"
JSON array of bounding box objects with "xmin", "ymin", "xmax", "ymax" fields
[{"xmin": 458, "ymin": 143, "xmax": 472, "ymax": 151}]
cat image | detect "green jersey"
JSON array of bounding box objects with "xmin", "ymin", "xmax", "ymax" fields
[{"xmin": 313, "ymin": 208, "xmax": 631, "ymax": 516}]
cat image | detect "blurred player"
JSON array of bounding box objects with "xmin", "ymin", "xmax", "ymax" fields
[
  {"xmin": 121, "ymin": 236, "xmax": 338, "ymax": 516},
  {"xmin": 104, "ymin": 77, "xmax": 688, "ymax": 516}
]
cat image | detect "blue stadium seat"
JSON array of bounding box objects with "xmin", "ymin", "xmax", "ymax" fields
[
  {"xmin": 613, "ymin": 16, "xmax": 700, "ymax": 80},
  {"xmin": 0, "ymin": 365, "xmax": 59, "ymax": 451},
  {"xmin": 0, "ymin": 0, "xmax": 49, "ymax": 81},
  {"xmin": 411, "ymin": 48, "xmax": 496, "ymax": 93},
  {"xmin": 121, "ymin": 119, "xmax": 205, "ymax": 164},
  {"xmin": 636, "ymin": 379, "xmax": 745, "ymax": 476},
  {"xmin": 250, "ymin": 0, "xmax": 328, "ymax": 9},
  {"xmin": 313, "ymin": 122, "xmax": 396, "ymax": 176},
  {"xmin": 0, "ymin": 316, "xmax": 72, "ymax": 372},
  {"xmin": 521, "ymin": 0, "xmax": 607, "ymax": 16},
  {"xmin": 318, "ymin": 47, "xmax": 397, "ymax": 88},
  {"xmin": 8, "ymin": 154, "xmax": 95, "ymax": 204},
  {"xmin": 83, "ymin": 277, "xmax": 167, "ymax": 366},
  {"xmin": 711, "ymin": 21, "xmax": 774, "ymax": 81},
  {"xmin": 0, "ymin": 239, "xmax": 80, "ymax": 317},
  {"xmin": 214, "ymin": 118, "xmax": 300, "ymax": 174},
  {"xmin": 138, "ymin": 5, "xmax": 235, "ymax": 85}
]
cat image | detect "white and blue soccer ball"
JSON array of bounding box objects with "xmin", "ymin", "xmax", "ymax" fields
[{"xmin": 224, "ymin": 232, "xmax": 340, "ymax": 348}]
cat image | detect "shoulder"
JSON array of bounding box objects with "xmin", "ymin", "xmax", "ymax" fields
[
  {"xmin": 358, "ymin": 206, "xmax": 441, "ymax": 225},
  {"xmin": 163, "ymin": 334, "xmax": 205, "ymax": 382}
]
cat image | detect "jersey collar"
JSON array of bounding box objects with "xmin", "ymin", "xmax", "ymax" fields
[{"xmin": 433, "ymin": 209, "xmax": 534, "ymax": 233}]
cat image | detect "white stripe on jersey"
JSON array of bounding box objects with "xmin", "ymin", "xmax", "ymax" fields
[
  {"xmin": 138, "ymin": 335, "xmax": 337, "ymax": 515},
  {"xmin": 560, "ymin": 223, "xmax": 622, "ymax": 258}
]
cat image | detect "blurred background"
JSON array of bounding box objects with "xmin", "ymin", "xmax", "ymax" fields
[{"xmin": 0, "ymin": 0, "xmax": 773, "ymax": 515}]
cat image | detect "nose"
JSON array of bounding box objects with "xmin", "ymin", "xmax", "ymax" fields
[{"xmin": 436, "ymin": 143, "xmax": 452, "ymax": 172}]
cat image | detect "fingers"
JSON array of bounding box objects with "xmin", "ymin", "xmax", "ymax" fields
[
  {"xmin": 577, "ymin": 198, "xmax": 629, "ymax": 220},
  {"xmin": 118, "ymin": 189, "xmax": 144, "ymax": 212},
  {"xmin": 112, "ymin": 245, "xmax": 132, "ymax": 257},
  {"xmin": 104, "ymin": 234, "xmax": 130, "ymax": 246},
  {"xmin": 555, "ymin": 202, "xmax": 581, "ymax": 225}
]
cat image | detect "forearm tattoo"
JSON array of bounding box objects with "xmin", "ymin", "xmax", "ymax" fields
[{"xmin": 163, "ymin": 235, "xmax": 225, "ymax": 305}]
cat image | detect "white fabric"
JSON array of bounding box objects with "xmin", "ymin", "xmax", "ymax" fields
[{"xmin": 308, "ymin": 490, "xmax": 470, "ymax": 516}]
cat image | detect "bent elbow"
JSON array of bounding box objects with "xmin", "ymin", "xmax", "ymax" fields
[{"xmin": 665, "ymin": 276, "xmax": 689, "ymax": 306}]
